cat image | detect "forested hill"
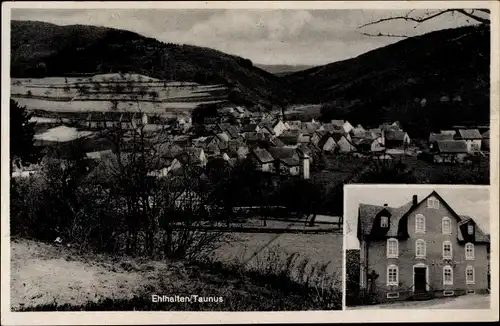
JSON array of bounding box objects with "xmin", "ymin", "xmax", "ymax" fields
[
  {"xmin": 11, "ymin": 20, "xmax": 292, "ymax": 108},
  {"xmin": 283, "ymin": 25, "xmax": 490, "ymax": 135}
]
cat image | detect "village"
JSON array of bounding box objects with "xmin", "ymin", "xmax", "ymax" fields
[{"xmin": 12, "ymin": 96, "xmax": 491, "ymax": 183}]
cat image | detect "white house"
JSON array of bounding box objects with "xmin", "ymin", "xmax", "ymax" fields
[{"xmin": 456, "ymin": 129, "xmax": 482, "ymax": 152}]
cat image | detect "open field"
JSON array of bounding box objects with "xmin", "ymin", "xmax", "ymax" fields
[
  {"xmin": 11, "ymin": 235, "xmax": 342, "ymax": 311},
  {"xmin": 12, "ymin": 98, "xmax": 226, "ymax": 113},
  {"xmin": 214, "ymin": 230, "xmax": 343, "ymax": 285}
]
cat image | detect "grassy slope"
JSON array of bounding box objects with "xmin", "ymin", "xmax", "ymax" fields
[
  {"xmin": 11, "ymin": 20, "xmax": 291, "ymax": 108},
  {"xmin": 283, "ymin": 25, "xmax": 490, "ymax": 136},
  {"xmin": 11, "ymin": 236, "xmax": 342, "ymax": 311}
]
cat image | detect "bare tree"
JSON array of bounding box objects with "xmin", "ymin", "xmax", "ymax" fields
[{"xmin": 359, "ymin": 9, "xmax": 490, "ymax": 38}]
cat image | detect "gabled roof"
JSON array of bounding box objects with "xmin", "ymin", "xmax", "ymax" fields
[
  {"xmin": 252, "ymin": 148, "xmax": 274, "ymax": 163},
  {"xmin": 330, "ymin": 120, "xmax": 345, "ymax": 127},
  {"xmin": 457, "ymin": 215, "xmax": 489, "ymax": 243},
  {"xmin": 241, "ymin": 124, "xmax": 259, "ymax": 132},
  {"xmin": 271, "ymin": 137, "xmax": 286, "ymax": 147},
  {"xmin": 436, "ymin": 140, "xmax": 468, "ymax": 153},
  {"xmin": 267, "ymin": 147, "xmax": 298, "ymax": 160},
  {"xmin": 429, "ymin": 132, "xmax": 454, "ymax": 143},
  {"xmin": 482, "ymin": 130, "xmax": 490, "ymax": 138},
  {"xmin": 385, "ymin": 130, "xmax": 408, "ymax": 141},
  {"xmin": 458, "ymin": 129, "xmax": 482, "ymax": 139},
  {"xmin": 279, "ymin": 157, "xmax": 300, "ymax": 167},
  {"xmin": 358, "ymin": 191, "xmax": 490, "ymax": 243},
  {"xmin": 176, "ymin": 147, "xmax": 205, "ymax": 165},
  {"xmin": 317, "ymin": 134, "xmax": 334, "ymax": 149}
]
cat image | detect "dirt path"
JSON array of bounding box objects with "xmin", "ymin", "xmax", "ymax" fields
[{"xmin": 10, "ymin": 238, "xmax": 188, "ymax": 310}]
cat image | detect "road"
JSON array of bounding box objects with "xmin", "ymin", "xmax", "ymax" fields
[{"xmin": 348, "ymin": 294, "xmax": 490, "ymax": 310}]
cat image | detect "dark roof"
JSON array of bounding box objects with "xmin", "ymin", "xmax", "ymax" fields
[
  {"xmin": 280, "ymin": 157, "xmax": 300, "ymax": 167},
  {"xmin": 272, "ymin": 137, "xmax": 286, "ymax": 147},
  {"xmin": 252, "ymin": 148, "xmax": 274, "ymax": 163},
  {"xmin": 241, "ymin": 124, "xmax": 259, "ymax": 132},
  {"xmin": 267, "ymin": 147, "xmax": 297, "ymax": 160},
  {"xmin": 429, "ymin": 133, "xmax": 454, "ymax": 143},
  {"xmin": 358, "ymin": 201, "xmax": 414, "ymax": 237},
  {"xmin": 358, "ymin": 191, "xmax": 490, "ymax": 243},
  {"xmin": 176, "ymin": 147, "xmax": 204, "ymax": 165},
  {"xmin": 436, "ymin": 140, "xmax": 468, "ymax": 153},
  {"xmin": 458, "ymin": 129, "xmax": 482, "ymax": 139},
  {"xmin": 457, "ymin": 215, "xmax": 489, "ymax": 243},
  {"xmin": 317, "ymin": 135, "xmax": 334, "ymax": 149},
  {"xmin": 385, "ymin": 130, "xmax": 408, "ymax": 141},
  {"xmin": 330, "ymin": 120, "xmax": 345, "ymax": 127}
]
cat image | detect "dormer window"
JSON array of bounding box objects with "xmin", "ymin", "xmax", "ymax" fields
[
  {"xmin": 380, "ymin": 216, "xmax": 389, "ymax": 228},
  {"xmin": 468, "ymin": 224, "xmax": 474, "ymax": 235},
  {"xmin": 427, "ymin": 197, "xmax": 440, "ymax": 209}
]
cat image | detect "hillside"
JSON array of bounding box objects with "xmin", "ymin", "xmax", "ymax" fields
[
  {"xmin": 284, "ymin": 25, "xmax": 490, "ymax": 137},
  {"xmin": 255, "ymin": 64, "xmax": 315, "ymax": 76},
  {"xmin": 11, "ymin": 20, "xmax": 291, "ymax": 108}
]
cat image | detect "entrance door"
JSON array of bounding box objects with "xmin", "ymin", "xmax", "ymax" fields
[{"xmin": 414, "ymin": 267, "xmax": 427, "ymax": 293}]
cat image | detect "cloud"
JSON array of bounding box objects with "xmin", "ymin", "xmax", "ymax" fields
[{"xmin": 11, "ymin": 9, "xmax": 481, "ymax": 65}]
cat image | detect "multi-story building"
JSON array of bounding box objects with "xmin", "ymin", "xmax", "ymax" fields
[{"xmin": 356, "ymin": 190, "xmax": 489, "ymax": 303}]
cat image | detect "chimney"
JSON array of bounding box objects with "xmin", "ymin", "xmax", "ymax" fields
[{"xmin": 413, "ymin": 195, "xmax": 418, "ymax": 206}]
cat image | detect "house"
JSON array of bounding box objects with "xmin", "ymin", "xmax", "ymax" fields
[
  {"xmin": 384, "ymin": 130, "xmax": 410, "ymax": 149},
  {"xmin": 267, "ymin": 147, "xmax": 310, "ymax": 179},
  {"xmin": 241, "ymin": 124, "xmax": 261, "ymax": 134},
  {"xmin": 356, "ymin": 191, "xmax": 489, "ymax": 303},
  {"xmin": 245, "ymin": 132, "xmax": 271, "ymax": 147},
  {"xmin": 481, "ymin": 130, "xmax": 490, "ymax": 151},
  {"xmin": 332, "ymin": 133, "xmax": 356, "ymax": 152},
  {"xmin": 429, "ymin": 133, "xmax": 454, "ymax": 149},
  {"xmin": 176, "ymin": 148, "xmax": 208, "ymax": 167},
  {"xmin": 317, "ymin": 134, "xmax": 337, "ymax": 153},
  {"xmin": 330, "ymin": 119, "xmax": 354, "ymax": 134},
  {"xmin": 311, "ymin": 130, "xmax": 329, "ymax": 146},
  {"xmin": 432, "ymin": 140, "xmax": 469, "ymax": 164},
  {"xmin": 250, "ymin": 148, "xmax": 275, "ymax": 172},
  {"xmin": 456, "ymin": 129, "xmax": 482, "ymax": 152},
  {"xmin": 353, "ymin": 138, "xmax": 385, "ymax": 154},
  {"xmin": 277, "ymin": 130, "xmax": 301, "ymax": 148}
]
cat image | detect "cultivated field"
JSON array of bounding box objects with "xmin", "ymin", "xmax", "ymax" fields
[{"xmin": 11, "ymin": 75, "xmax": 229, "ymax": 115}]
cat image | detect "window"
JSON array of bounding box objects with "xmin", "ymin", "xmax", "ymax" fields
[
  {"xmin": 387, "ymin": 292, "xmax": 400, "ymax": 299},
  {"xmin": 387, "ymin": 265, "xmax": 399, "ymax": 286},
  {"xmin": 427, "ymin": 197, "xmax": 440, "ymax": 209},
  {"xmin": 465, "ymin": 243, "xmax": 475, "ymax": 260},
  {"xmin": 442, "ymin": 217, "xmax": 451, "ymax": 235},
  {"xmin": 387, "ymin": 238, "xmax": 399, "ymax": 258},
  {"xmin": 415, "ymin": 239, "xmax": 426, "ymax": 259},
  {"xmin": 443, "ymin": 241, "xmax": 453, "ymax": 259},
  {"xmin": 415, "ymin": 214, "xmax": 426, "ymax": 233},
  {"xmin": 380, "ymin": 216, "xmax": 389, "ymax": 228},
  {"xmin": 443, "ymin": 265, "xmax": 453, "ymax": 285},
  {"xmin": 468, "ymin": 224, "xmax": 474, "ymax": 235},
  {"xmin": 466, "ymin": 266, "xmax": 475, "ymax": 284}
]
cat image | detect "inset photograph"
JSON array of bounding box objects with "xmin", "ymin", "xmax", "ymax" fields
[{"xmin": 345, "ymin": 185, "xmax": 490, "ymax": 309}]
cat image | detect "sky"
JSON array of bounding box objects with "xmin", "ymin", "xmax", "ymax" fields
[
  {"xmin": 10, "ymin": 8, "xmax": 486, "ymax": 65},
  {"xmin": 345, "ymin": 186, "xmax": 490, "ymax": 250}
]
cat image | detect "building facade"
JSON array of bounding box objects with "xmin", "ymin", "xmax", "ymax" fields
[{"xmin": 357, "ymin": 191, "xmax": 489, "ymax": 303}]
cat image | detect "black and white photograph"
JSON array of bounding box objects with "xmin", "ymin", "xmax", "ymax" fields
[
  {"xmin": 344, "ymin": 185, "xmax": 491, "ymax": 309},
  {"xmin": 1, "ymin": 1, "xmax": 498, "ymax": 324}
]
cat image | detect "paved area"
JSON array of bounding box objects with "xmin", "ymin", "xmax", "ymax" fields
[{"xmin": 348, "ymin": 294, "xmax": 490, "ymax": 310}]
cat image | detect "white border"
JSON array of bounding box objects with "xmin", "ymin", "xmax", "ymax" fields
[{"xmin": 2, "ymin": 1, "xmax": 500, "ymax": 324}]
